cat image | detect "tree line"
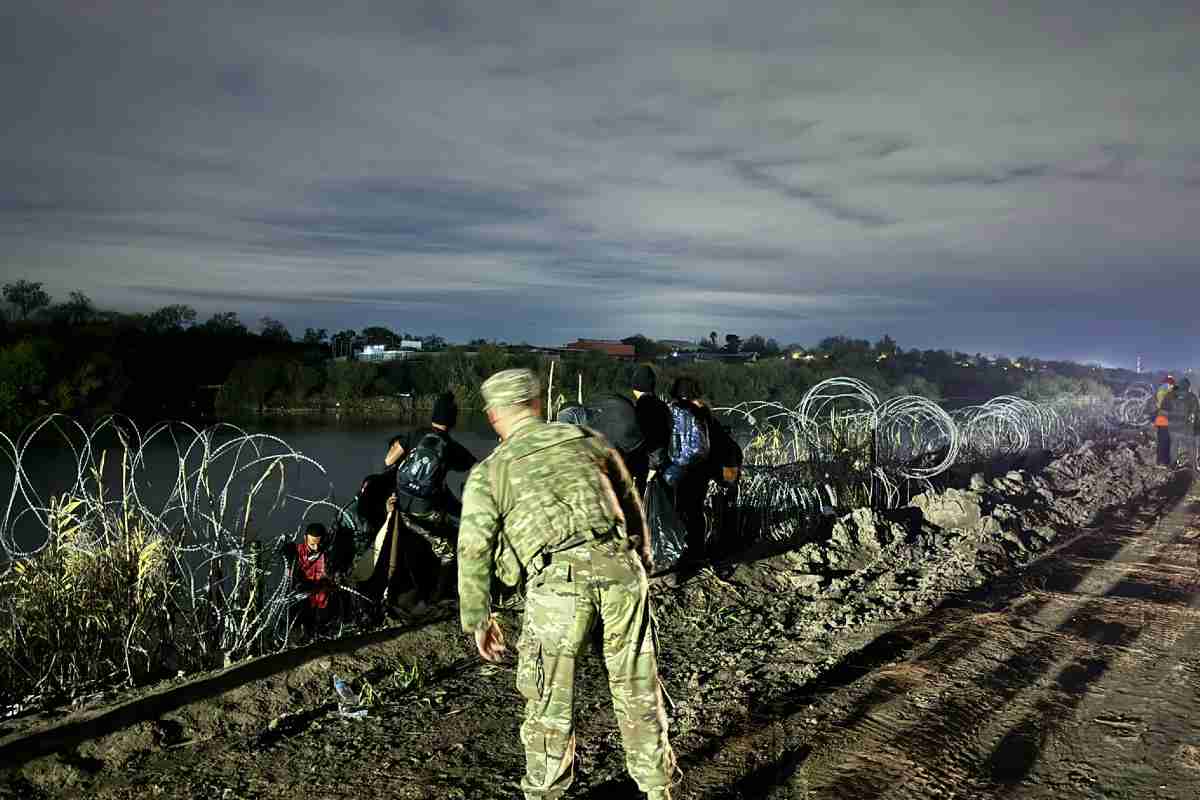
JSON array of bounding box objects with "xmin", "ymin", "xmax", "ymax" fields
[
  {"xmin": 1, "ymin": 279, "xmax": 1132, "ymax": 432},
  {"xmin": 211, "ymin": 335, "xmax": 1125, "ymax": 421}
]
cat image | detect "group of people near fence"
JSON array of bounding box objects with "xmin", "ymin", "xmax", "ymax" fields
[
  {"xmin": 1149, "ymin": 374, "xmax": 1200, "ymax": 467},
  {"xmin": 280, "ymin": 363, "xmax": 747, "ymax": 799}
]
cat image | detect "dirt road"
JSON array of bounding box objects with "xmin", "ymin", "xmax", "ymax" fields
[{"xmin": 733, "ymin": 472, "xmax": 1200, "ymax": 799}]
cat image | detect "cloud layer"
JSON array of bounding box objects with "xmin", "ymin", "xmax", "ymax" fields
[{"xmin": 2, "ymin": 1, "xmax": 1199, "ymax": 366}]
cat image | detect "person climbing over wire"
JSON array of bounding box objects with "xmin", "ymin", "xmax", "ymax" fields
[
  {"xmin": 391, "ymin": 391, "xmax": 478, "ymax": 611},
  {"xmin": 282, "ymin": 521, "xmax": 350, "ymax": 643}
]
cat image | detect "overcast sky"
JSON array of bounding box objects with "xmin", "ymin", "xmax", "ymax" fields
[{"xmin": 2, "ymin": 1, "xmax": 1198, "ymax": 368}]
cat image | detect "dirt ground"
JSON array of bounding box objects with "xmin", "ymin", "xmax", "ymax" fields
[
  {"xmin": 2, "ymin": 438, "xmax": 1196, "ymax": 799},
  {"xmin": 692, "ymin": 470, "xmax": 1200, "ymax": 800}
]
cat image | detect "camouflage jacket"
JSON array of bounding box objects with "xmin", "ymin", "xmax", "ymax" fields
[{"xmin": 457, "ymin": 416, "xmax": 650, "ymax": 633}]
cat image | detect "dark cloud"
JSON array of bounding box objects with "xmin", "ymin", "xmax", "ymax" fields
[
  {"xmin": 2, "ymin": 1, "xmax": 1200, "ymax": 367},
  {"xmin": 730, "ymin": 160, "xmax": 895, "ymax": 227}
]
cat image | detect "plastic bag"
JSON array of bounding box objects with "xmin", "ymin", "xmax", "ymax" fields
[{"xmin": 645, "ymin": 474, "xmax": 687, "ymax": 573}]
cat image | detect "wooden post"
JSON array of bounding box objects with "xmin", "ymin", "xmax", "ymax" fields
[{"xmin": 383, "ymin": 511, "xmax": 402, "ymax": 606}]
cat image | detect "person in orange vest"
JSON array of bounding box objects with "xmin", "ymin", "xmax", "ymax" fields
[{"xmin": 1153, "ymin": 375, "xmax": 1177, "ymax": 466}]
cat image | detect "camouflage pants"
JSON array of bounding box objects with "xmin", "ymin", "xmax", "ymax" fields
[
  {"xmin": 517, "ymin": 538, "xmax": 675, "ymax": 800},
  {"xmin": 398, "ymin": 511, "xmax": 458, "ymax": 601},
  {"xmin": 400, "ymin": 510, "xmax": 458, "ymax": 563}
]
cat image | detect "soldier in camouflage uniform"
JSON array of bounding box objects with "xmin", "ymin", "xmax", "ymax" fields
[{"xmin": 458, "ymin": 368, "xmax": 676, "ymax": 800}]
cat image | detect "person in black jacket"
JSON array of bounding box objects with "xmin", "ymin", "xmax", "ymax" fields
[
  {"xmin": 629, "ymin": 364, "xmax": 672, "ymax": 497},
  {"xmin": 1171, "ymin": 378, "xmax": 1200, "ymax": 468},
  {"xmin": 394, "ymin": 392, "xmax": 477, "ymax": 519},
  {"xmin": 392, "ymin": 392, "xmax": 477, "ymax": 606}
]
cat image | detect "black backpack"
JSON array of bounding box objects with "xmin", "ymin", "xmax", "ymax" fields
[
  {"xmin": 356, "ymin": 471, "xmax": 394, "ymax": 530},
  {"xmin": 581, "ymin": 393, "xmax": 644, "ymax": 455},
  {"xmin": 395, "ymin": 432, "xmax": 449, "ymax": 499},
  {"xmin": 708, "ymin": 420, "xmax": 744, "ymax": 484}
]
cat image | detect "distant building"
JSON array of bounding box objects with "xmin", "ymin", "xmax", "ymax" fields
[
  {"xmin": 520, "ymin": 346, "xmax": 563, "ymax": 362},
  {"xmin": 695, "ymin": 351, "xmax": 758, "ymax": 364},
  {"xmin": 358, "ymin": 343, "xmax": 426, "ymax": 362},
  {"xmin": 658, "ymin": 338, "xmax": 701, "ymax": 352},
  {"xmin": 400, "ymin": 339, "xmax": 423, "ymax": 350},
  {"xmin": 562, "ymin": 339, "xmax": 636, "ymax": 360},
  {"xmin": 669, "ymin": 350, "xmax": 758, "ymax": 364}
]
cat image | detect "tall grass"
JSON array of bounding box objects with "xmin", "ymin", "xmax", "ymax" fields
[
  {"xmin": 1, "ymin": 491, "xmax": 173, "ymax": 702},
  {"xmin": 0, "ymin": 415, "xmax": 343, "ymax": 710}
]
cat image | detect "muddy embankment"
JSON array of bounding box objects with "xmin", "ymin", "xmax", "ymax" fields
[{"xmin": 0, "ymin": 436, "xmax": 1174, "ymax": 799}]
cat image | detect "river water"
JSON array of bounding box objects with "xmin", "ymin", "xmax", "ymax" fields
[{"xmin": 0, "ymin": 414, "xmax": 502, "ymax": 558}]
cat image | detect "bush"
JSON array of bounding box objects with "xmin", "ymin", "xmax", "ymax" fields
[{"xmin": 327, "ymin": 361, "xmax": 378, "ymax": 403}]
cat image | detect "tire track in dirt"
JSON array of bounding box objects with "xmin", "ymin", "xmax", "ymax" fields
[
  {"xmin": 776, "ymin": 472, "xmax": 1200, "ymax": 799},
  {"xmin": 674, "ymin": 471, "xmax": 1184, "ymax": 800}
]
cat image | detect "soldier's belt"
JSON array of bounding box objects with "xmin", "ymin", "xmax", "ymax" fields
[{"xmin": 536, "ymin": 525, "xmax": 620, "ymax": 569}]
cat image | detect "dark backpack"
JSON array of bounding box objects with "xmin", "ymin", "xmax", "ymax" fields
[
  {"xmin": 395, "ymin": 432, "xmax": 449, "ymax": 499},
  {"xmin": 355, "ymin": 471, "xmax": 394, "ymax": 530},
  {"xmin": 581, "ymin": 393, "xmax": 644, "ymax": 455},
  {"xmin": 708, "ymin": 420, "xmax": 743, "ymax": 484}
]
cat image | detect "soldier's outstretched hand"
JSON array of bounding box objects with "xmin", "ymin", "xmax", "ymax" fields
[{"xmin": 475, "ymin": 616, "xmax": 507, "ymax": 663}]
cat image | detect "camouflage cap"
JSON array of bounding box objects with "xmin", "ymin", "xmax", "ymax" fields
[{"xmin": 481, "ymin": 368, "xmax": 540, "ymax": 411}]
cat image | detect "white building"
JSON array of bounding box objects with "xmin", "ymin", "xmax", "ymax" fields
[{"xmin": 359, "ymin": 342, "xmax": 426, "ymax": 362}]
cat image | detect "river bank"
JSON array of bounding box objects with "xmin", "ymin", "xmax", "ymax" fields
[
  {"xmin": 0, "ymin": 433, "xmax": 1178, "ymax": 798},
  {"xmin": 225, "ymin": 394, "xmax": 437, "ymax": 422}
]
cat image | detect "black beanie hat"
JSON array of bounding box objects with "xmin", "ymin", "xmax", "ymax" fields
[
  {"xmin": 670, "ymin": 375, "xmax": 702, "ymax": 401},
  {"xmin": 432, "ymin": 391, "xmax": 458, "ymax": 427},
  {"xmin": 631, "ymin": 364, "xmax": 657, "ymax": 393}
]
